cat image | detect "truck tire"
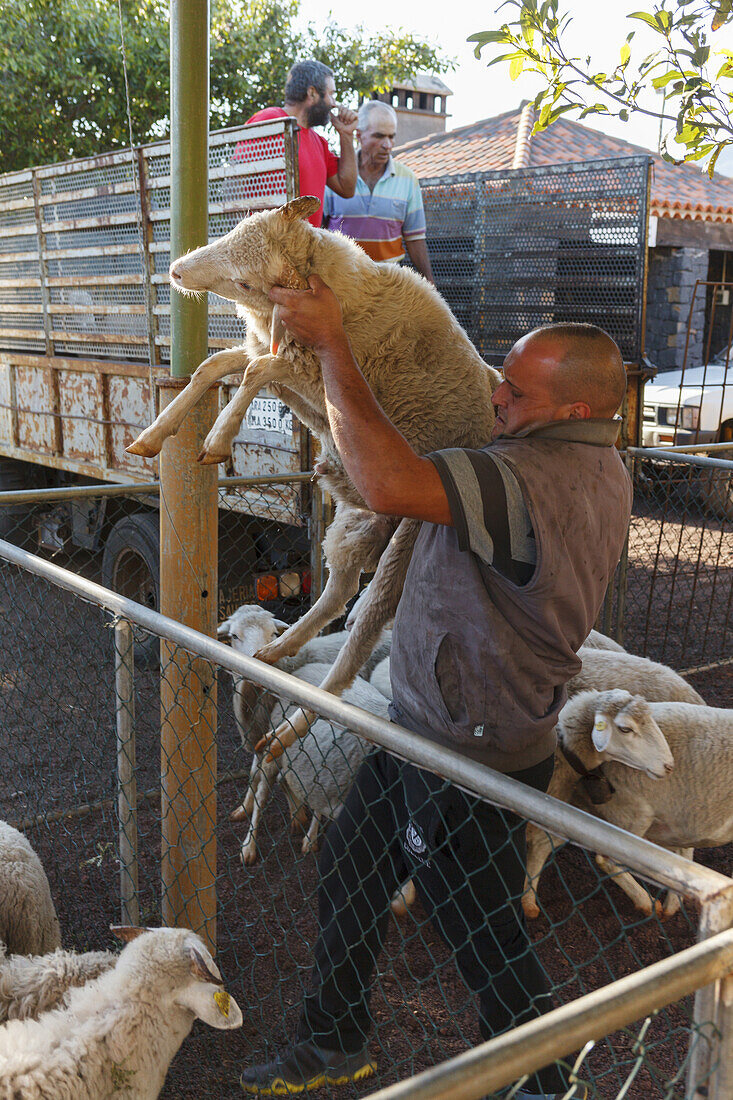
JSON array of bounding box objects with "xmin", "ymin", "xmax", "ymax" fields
[
  {"xmin": 0, "ymin": 458, "xmax": 46, "ymax": 547},
  {"xmin": 102, "ymin": 512, "xmax": 160, "ymax": 667},
  {"xmin": 699, "ymin": 424, "xmax": 733, "ymax": 521}
]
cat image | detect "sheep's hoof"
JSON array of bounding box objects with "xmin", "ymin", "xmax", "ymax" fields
[
  {"xmin": 126, "ymin": 436, "xmax": 161, "ymax": 458},
  {"xmin": 230, "ymin": 804, "xmax": 249, "ymax": 823},
  {"xmin": 290, "ymin": 807, "xmax": 309, "ymax": 835},
  {"xmin": 241, "ymin": 841, "xmax": 259, "ymax": 867},
  {"xmin": 661, "ymin": 893, "xmax": 682, "ymax": 921},
  {"xmin": 197, "ymin": 448, "xmax": 230, "ymax": 465},
  {"xmin": 301, "ymin": 835, "xmax": 320, "ymax": 855},
  {"xmin": 521, "ymin": 894, "xmax": 540, "ymax": 920},
  {"xmin": 255, "ymin": 635, "xmax": 299, "ymax": 664},
  {"xmin": 390, "ymin": 880, "xmax": 416, "ymax": 918}
]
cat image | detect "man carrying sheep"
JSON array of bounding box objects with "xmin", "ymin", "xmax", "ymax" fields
[{"xmin": 240, "ymin": 282, "xmax": 632, "ymax": 1100}]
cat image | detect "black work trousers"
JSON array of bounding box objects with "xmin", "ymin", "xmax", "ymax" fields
[{"xmin": 297, "ymin": 747, "xmax": 566, "ymax": 1095}]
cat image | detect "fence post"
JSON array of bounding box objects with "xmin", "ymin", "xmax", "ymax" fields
[
  {"xmin": 687, "ymin": 888, "xmax": 733, "ymax": 1099},
  {"xmin": 114, "ymin": 618, "xmax": 139, "ymax": 927},
  {"xmin": 161, "ymin": 0, "xmax": 218, "ymax": 953}
]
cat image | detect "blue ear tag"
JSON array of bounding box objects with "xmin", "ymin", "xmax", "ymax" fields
[{"xmin": 473, "ymin": 724, "xmax": 484, "ymax": 738}]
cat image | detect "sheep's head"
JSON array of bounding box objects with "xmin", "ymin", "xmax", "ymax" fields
[
  {"xmin": 110, "ymin": 926, "xmax": 243, "ymax": 1030},
  {"xmin": 169, "ymin": 196, "xmax": 320, "ymax": 314},
  {"xmin": 218, "ymin": 603, "xmax": 288, "ymax": 657},
  {"xmin": 564, "ymin": 689, "xmax": 674, "ymax": 780}
]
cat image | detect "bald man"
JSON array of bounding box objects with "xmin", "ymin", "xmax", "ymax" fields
[{"xmin": 241, "ymin": 280, "xmax": 632, "ymax": 1100}]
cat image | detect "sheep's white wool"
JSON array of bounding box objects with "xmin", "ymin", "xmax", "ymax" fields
[
  {"xmin": 0, "ymin": 927, "xmax": 242, "ymax": 1100},
  {"xmin": 0, "ymin": 820, "xmax": 61, "ymax": 955}
]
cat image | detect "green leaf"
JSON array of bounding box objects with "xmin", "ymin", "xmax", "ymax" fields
[
  {"xmin": 510, "ymin": 52, "xmax": 525, "ymax": 79},
  {"xmin": 628, "ymin": 10, "xmax": 663, "ymax": 31},
  {"xmin": 620, "ymin": 42, "xmax": 631, "ymax": 65}
]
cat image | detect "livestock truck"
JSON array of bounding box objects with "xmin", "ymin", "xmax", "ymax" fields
[{"xmin": 0, "ymin": 117, "xmax": 321, "ymax": 624}]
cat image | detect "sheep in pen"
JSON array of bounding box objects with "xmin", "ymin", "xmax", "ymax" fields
[{"xmin": 128, "ymin": 195, "xmax": 501, "ymax": 756}]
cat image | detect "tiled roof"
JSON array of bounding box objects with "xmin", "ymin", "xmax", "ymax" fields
[{"xmin": 394, "ymin": 106, "xmax": 733, "ymax": 223}]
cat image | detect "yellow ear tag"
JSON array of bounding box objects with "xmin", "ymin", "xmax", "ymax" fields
[
  {"xmin": 594, "ymin": 718, "xmax": 607, "ymax": 731},
  {"xmin": 214, "ymin": 990, "xmax": 230, "ymax": 1018}
]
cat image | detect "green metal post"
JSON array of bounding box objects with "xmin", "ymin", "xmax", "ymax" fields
[{"xmin": 160, "ymin": 0, "xmax": 218, "ymax": 953}]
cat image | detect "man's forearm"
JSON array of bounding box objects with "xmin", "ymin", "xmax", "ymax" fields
[
  {"xmin": 318, "ymin": 337, "xmax": 448, "ymax": 521},
  {"xmin": 405, "ymin": 238, "xmax": 435, "ymax": 284},
  {"xmin": 334, "ymin": 135, "xmax": 357, "ymax": 196}
]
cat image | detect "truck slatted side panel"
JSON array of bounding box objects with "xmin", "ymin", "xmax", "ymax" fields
[{"xmin": 0, "ymin": 119, "xmax": 308, "ymax": 514}]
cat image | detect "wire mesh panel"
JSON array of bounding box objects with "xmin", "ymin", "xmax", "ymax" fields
[
  {"xmin": 604, "ymin": 452, "xmax": 733, "ymax": 687},
  {"xmin": 1, "ymin": 543, "xmax": 731, "ymax": 1099},
  {"xmin": 422, "ymin": 156, "xmax": 651, "ymax": 365}
]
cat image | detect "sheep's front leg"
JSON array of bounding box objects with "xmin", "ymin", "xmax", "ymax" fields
[
  {"xmin": 301, "ymin": 812, "xmax": 322, "ymax": 855},
  {"xmin": 126, "ymin": 346, "xmax": 250, "ymax": 458},
  {"xmin": 241, "ymin": 756, "xmax": 280, "ymax": 866},
  {"xmin": 522, "ymin": 752, "xmax": 576, "ymax": 919},
  {"xmin": 198, "ymin": 353, "xmax": 289, "ymax": 464}
]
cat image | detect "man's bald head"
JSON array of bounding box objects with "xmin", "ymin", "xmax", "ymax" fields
[{"xmin": 526, "ymin": 323, "xmax": 626, "ymax": 418}]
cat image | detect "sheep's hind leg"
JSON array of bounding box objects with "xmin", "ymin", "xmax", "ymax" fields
[
  {"xmin": 595, "ymin": 854, "xmax": 662, "ymax": 918},
  {"xmin": 661, "ymin": 847, "xmax": 694, "ymax": 919},
  {"xmin": 257, "ymin": 518, "xmax": 419, "ymax": 762},
  {"xmin": 126, "ymin": 346, "xmax": 250, "ymax": 458},
  {"xmin": 198, "ymin": 353, "xmax": 289, "ymax": 464}
]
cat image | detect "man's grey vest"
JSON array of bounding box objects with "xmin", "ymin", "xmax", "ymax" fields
[{"xmin": 390, "ymin": 430, "xmax": 633, "ymax": 773}]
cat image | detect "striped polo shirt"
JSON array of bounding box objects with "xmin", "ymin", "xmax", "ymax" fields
[{"xmin": 323, "ymin": 157, "xmax": 426, "ymax": 263}]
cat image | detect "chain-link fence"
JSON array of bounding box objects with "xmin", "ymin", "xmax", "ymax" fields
[
  {"xmin": 1, "ymin": 520, "xmax": 732, "ymax": 1098},
  {"xmin": 600, "ymin": 449, "xmax": 733, "ymax": 708}
]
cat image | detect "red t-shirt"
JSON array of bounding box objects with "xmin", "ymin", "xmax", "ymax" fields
[{"xmin": 238, "ymin": 107, "xmax": 338, "ymax": 227}]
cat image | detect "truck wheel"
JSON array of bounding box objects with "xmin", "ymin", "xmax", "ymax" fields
[
  {"xmin": 0, "ymin": 458, "xmax": 46, "ymax": 547},
  {"xmin": 102, "ymin": 513, "xmax": 160, "ymax": 667}
]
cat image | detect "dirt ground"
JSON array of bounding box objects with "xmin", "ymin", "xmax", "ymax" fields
[{"xmin": 0, "ymin": 484, "xmax": 731, "ymax": 1099}]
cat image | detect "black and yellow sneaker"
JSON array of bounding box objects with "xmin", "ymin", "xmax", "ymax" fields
[{"xmin": 240, "ymin": 1040, "xmax": 377, "ymax": 1095}]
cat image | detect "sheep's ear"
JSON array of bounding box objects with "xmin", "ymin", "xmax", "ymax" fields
[
  {"xmin": 279, "ymin": 196, "xmax": 320, "ymax": 223},
  {"xmin": 175, "ymin": 983, "xmax": 244, "ymax": 1029},
  {"xmin": 217, "ymin": 620, "xmax": 232, "ymax": 641},
  {"xmin": 274, "ymin": 619, "xmax": 289, "ymax": 636},
  {"xmin": 110, "ymin": 925, "xmax": 152, "ymax": 942},
  {"xmin": 591, "ymin": 714, "xmax": 613, "ymax": 753},
  {"xmin": 188, "ymin": 945, "xmax": 223, "ymax": 987}
]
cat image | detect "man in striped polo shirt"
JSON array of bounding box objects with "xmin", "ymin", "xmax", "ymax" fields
[{"xmin": 323, "ymin": 100, "xmax": 435, "ymax": 283}]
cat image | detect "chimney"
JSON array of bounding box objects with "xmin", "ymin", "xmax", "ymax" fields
[{"xmin": 512, "ymin": 102, "xmax": 535, "ymax": 169}]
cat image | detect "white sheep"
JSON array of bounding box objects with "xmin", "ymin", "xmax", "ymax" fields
[
  {"xmin": 525, "ymin": 689, "xmax": 733, "ymax": 921},
  {"xmin": 0, "ymin": 925, "xmax": 242, "ymax": 1100},
  {"xmin": 523, "ymin": 650, "xmax": 704, "ymax": 918},
  {"xmin": 128, "ymin": 195, "xmax": 501, "ymax": 759},
  {"xmin": 238, "ymin": 661, "xmax": 390, "ymax": 866},
  {"xmin": 218, "ymin": 604, "xmax": 390, "ymax": 830},
  {"xmin": 568, "ymin": 647, "xmax": 705, "ymax": 705},
  {"xmin": 0, "ymin": 821, "xmax": 60, "ymax": 955},
  {"xmin": 582, "ymin": 629, "xmax": 625, "ymax": 653},
  {"xmin": 0, "ymin": 941, "xmax": 114, "ymax": 1023}
]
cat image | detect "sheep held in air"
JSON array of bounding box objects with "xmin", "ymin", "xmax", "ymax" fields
[
  {"xmin": 128, "ymin": 196, "xmax": 500, "ymax": 758},
  {"xmin": 0, "ymin": 926, "xmax": 242, "ymax": 1100},
  {"xmin": 0, "ymin": 820, "xmax": 60, "ymax": 955}
]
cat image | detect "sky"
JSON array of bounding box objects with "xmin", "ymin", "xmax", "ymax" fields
[{"xmin": 298, "ymin": 0, "xmax": 733, "ymax": 173}]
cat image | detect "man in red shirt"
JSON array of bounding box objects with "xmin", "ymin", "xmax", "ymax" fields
[{"xmin": 242, "ymin": 60, "xmax": 357, "ymax": 227}]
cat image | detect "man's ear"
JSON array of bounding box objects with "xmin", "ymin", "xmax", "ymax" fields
[{"xmin": 568, "ymin": 403, "xmax": 592, "ymax": 420}]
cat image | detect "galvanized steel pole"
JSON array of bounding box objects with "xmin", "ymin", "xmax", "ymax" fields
[{"xmin": 161, "ymin": 0, "xmax": 218, "ymax": 952}]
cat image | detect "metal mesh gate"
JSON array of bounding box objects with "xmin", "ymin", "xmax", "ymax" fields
[{"xmin": 422, "ymin": 155, "xmax": 651, "ymax": 365}]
